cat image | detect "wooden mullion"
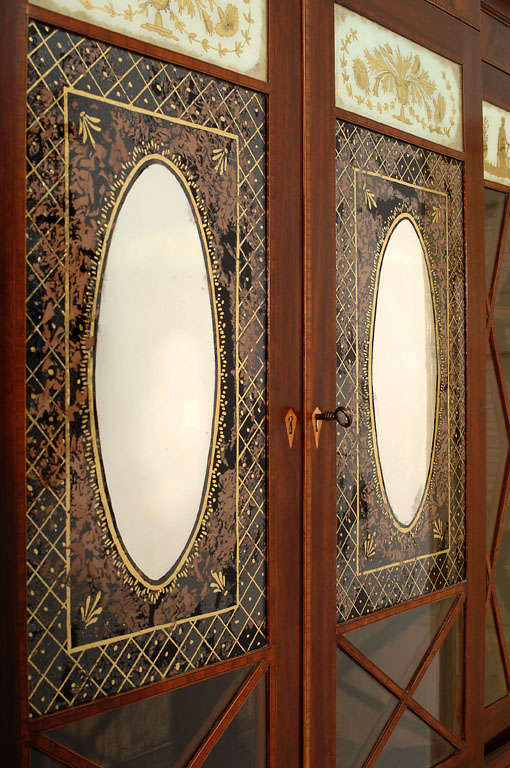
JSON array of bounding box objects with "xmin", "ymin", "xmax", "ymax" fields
[
  {"xmin": 486, "ymin": 550, "xmax": 494, "ymax": 613},
  {"xmin": 339, "ymin": 610, "xmax": 465, "ymax": 754},
  {"xmin": 491, "ymin": 591, "xmax": 510, "ymax": 691},
  {"xmin": 435, "ymin": 752, "xmax": 468, "ymax": 767},
  {"xmin": 362, "ymin": 701, "xmax": 406, "ymax": 768},
  {"xmin": 337, "ymin": 583, "xmax": 466, "ymax": 635},
  {"xmin": 490, "ymin": 446, "xmax": 510, "ymax": 567},
  {"xmin": 185, "ymin": 660, "xmax": 268, "ymax": 768},
  {"xmin": 488, "ymin": 194, "xmax": 510, "ymax": 312},
  {"xmin": 405, "ymin": 696, "xmax": 464, "ymax": 751},
  {"xmin": 489, "ymin": 327, "xmax": 510, "ymax": 438},
  {"xmin": 337, "ymin": 635, "xmax": 406, "ymax": 702},
  {"xmin": 406, "ymin": 594, "xmax": 465, "ymax": 697},
  {"xmin": 30, "ymin": 734, "xmax": 103, "ymax": 768},
  {"xmin": 30, "ymin": 647, "xmax": 272, "ymax": 735}
]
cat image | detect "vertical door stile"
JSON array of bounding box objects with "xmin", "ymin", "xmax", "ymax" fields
[{"xmin": 303, "ymin": 0, "xmax": 337, "ymax": 766}]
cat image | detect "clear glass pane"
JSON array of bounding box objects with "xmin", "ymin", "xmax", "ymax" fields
[
  {"xmin": 413, "ymin": 605, "xmax": 464, "ymax": 737},
  {"xmin": 495, "ymin": 512, "xmax": 510, "ymax": 658},
  {"xmin": 336, "ymin": 649, "xmax": 397, "ymax": 768},
  {"xmin": 484, "ymin": 188, "xmax": 506, "ymax": 291},
  {"xmin": 203, "ymin": 675, "xmax": 266, "ymax": 768},
  {"xmin": 372, "ymin": 217, "xmax": 437, "ymax": 528},
  {"xmin": 31, "ymin": 752, "xmax": 66, "ymax": 768},
  {"xmin": 485, "ymin": 610, "xmax": 508, "ymax": 705},
  {"xmin": 345, "ymin": 597, "xmax": 455, "ymax": 688},
  {"xmin": 378, "ymin": 709, "xmax": 454, "ymax": 767},
  {"xmin": 486, "ymin": 359, "xmax": 508, "ymax": 551},
  {"xmin": 50, "ymin": 666, "xmax": 250, "ymax": 767}
]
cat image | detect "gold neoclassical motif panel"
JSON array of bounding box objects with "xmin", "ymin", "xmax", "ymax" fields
[
  {"xmin": 31, "ymin": 0, "xmax": 267, "ymax": 80},
  {"xmin": 336, "ymin": 121, "xmax": 465, "ymax": 622},
  {"xmin": 334, "ymin": 5, "xmax": 463, "ymax": 152},
  {"xmin": 483, "ymin": 100, "xmax": 510, "ymax": 187},
  {"xmin": 26, "ymin": 20, "xmax": 267, "ymax": 716}
]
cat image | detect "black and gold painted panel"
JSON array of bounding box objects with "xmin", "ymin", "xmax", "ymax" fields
[
  {"xmin": 26, "ymin": 21, "xmax": 267, "ymax": 716},
  {"xmin": 336, "ymin": 121, "xmax": 465, "ymax": 622}
]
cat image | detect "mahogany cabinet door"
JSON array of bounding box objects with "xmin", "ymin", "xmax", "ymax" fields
[
  {"xmin": 303, "ymin": 1, "xmax": 485, "ymax": 766},
  {"xmin": 0, "ymin": 1, "xmax": 303, "ymax": 766}
]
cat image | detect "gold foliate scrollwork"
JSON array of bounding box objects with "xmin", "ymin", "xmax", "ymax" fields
[
  {"xmin": 336, "ymin": 15, "xmax": 459, "ymax": 145},
  {"xmin": 78, "ymin": 0, "xmax": 254, "ymax": 58}
]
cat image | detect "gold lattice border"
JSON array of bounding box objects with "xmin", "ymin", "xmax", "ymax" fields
[{"xmin": 26, "ymin": 20, "xmax": 267, "ymax": 717}]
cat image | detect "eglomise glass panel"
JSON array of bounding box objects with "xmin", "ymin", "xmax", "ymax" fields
[
  {"xmin": 29, "ymin": 0, "xmax": 268, "ymax": 80},
  {"xmin": 26, "ymin": 19, "xmax": 267, "ymax": 719},
  {"xmin": 336, "ymin": 120, "xmax": 465, "ymax": 619}
]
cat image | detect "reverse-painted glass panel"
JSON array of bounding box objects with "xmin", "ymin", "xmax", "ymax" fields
[
  {"xmin": 336, "ymin": 121, "xmax": 465, "ymax": 621},
  {"xmin": 483, "ymin": 101, "xmax": 510, "ymax": 187},
  {"xmin": 30, "ymin": 0, "xmax": 267, "ymax": 80},
  {"xmin": 334, "ymin": 6, "xmax": 463, "ymax": 151},
  {"xmin": 26, "ymin": 21, "xmax": 267, "ymax": 716}
]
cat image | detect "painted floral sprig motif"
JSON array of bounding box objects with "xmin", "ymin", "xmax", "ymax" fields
[
  {"xmin": 78, "ymin": 111, "xmax": 101, "ymax": 148},
  {"xmin": 80, "ymin": 592, "xmax": 103, "ymax": 628},
  {"xmin": 364, "ymin": 45, "xmax": 435, "ymax": 125},
  {"xmin": 210, "ymin": 570, "xmax": 228, "ymax": 594},
  {"xmin": 79, "ymin": 0, "xmax": 255, "ymax": 58},
  {"xmin": 336, "ymin": 14, "xmax": 460, "ymax": 147}
]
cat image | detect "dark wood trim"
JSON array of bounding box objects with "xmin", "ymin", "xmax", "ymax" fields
[
  {"xmin": 186, "ymin": 661, "xmax": 268, "ymax": 768},
  {"xmin": 488, "ymin": 195, "xmax": 510, "ymax": 309},
  {"xmin": 31, "ymin": 736, "xmax": 103, "ymax": 768},
  {"xmin": 338, "ymin": 633, "xmax": 465, "ymax": 752},
  {"xmin": 486, "ymin": 179, "xmax": 510, "ymax": 194},
  {"xmin": 425, "ymin": 0, "xmax": 480, "ymax": 31},
  {"xmin": 334, "ymin": 106, "xmax": 465, "ymax": 161},
  {"xmin": 336, "ymin": 0, "xmax": 467, "ymax": 65},
  {"xmin": 28, "ymin": 646, "xmax": 271, "ymax": 735},
  {"xmin": 485, "ymin": 696, "xmax": 510, "ymax": 747},
  {"xmin": 462, "ymin": 15, "xmax": 487, "ymax": 767},
  {"xmin": 303, "ymin": 0, "xmax": 337, "ymax": 766},
  {"xmin": 338, "ymin": 583, "xmax": 466, "ymax": 635},
  {"xmin": 266, "ymin": 0, "xmax": 303, "ymax": 765},
  {"xmin": 483, "ymin": 61, "xmax": 510, "ymax": 112},
  {"xmin": 482, "ymin": 1, "xmax": 510, "ymax": 28},
  {"xmin": 28, "ymin": 3, "xmax": 270, "ymax": 94},
  {"xmin": 437, "ymin": 752, "xmax": 470, "ymax": 767},
  {"xmin": 0, "ymin": 0, "xmax": 30, "ymax": 766},
  {"xmin": 485, "ymin": 733, "xmax": 510, "ymax": 767},
  {"xmin": 482, "ymin": 9, "xmax": 510, "ymax": 75},
  {"xmin": 364, "ymin": 701, "xmax": 406, "ymax": 768},
  {"xmin": 406, "ymin": 594, "xmax": 465, "ymax": 695}
]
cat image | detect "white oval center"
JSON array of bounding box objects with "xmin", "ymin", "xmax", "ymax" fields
[
  {"xmin": 372, "ymin": 217, "xmax": 437, "ymax": 528},
  {"xmin": 95, "ymin": 161, "xmax": 216, "ymax": 581}
]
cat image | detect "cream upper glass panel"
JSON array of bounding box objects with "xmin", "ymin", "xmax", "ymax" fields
[
  {"xmin": 31, "ymin": 0, "xmax": 267, "ymax": 80},
  {"xmin": 484, "ymin": 101, "xmax": 510, "ymax": 187},
  {"xmin": 334, "ymin": 5, "xmax": 462, "ymax": 151}
]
